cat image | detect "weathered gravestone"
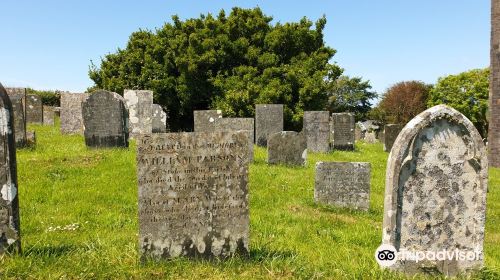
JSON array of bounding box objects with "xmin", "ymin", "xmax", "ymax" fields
[
  {"xmin": 82, "ymin": 90, "xmax": 129, "ymax": 148},
  {"xmin": 382, "ymin": 105, "xmax": 487, "ymax": 276},
  {"xmin": 255, "ymin": 104, "xmax": 283, "ymax": 146},
  {"xmin": 60, "ymin": 92, "xmax": 88, "ymax": 134},
  {"xmin": 124, "ymin": 90, "xmax": 153, "ymax": 138},
  {"xmin": 0, "ymin": 84, "xmax": 21, "ymax": 255},
  {"xmin": 303, "ymin": 111, "xmax": 330, "ymax": 153},
  {"xmin": 364, "ymin": 131, "xmax": 378, "ymax": 143},
  {"xmin": 314, "ymin": 162, "xmax": 370, "ymax": 211},
  {"xmin": 6, "ymin": 95, "xmax": 26, "ymax": 147},
  {"xmin": 193, "ymin": 110, "xmax": 222, "ymax": 132},
  {"xmin": 330, "ymin": 113, "xmax": 355, "ymax": 150},
  {"xmin": 214, "ymin": 118, "xmax": 255, "ymax": 161},
  {"xmin": 267, "ymin": 131, "xmax": 307, "ymax": 166},
  {"xmin": 152, "ymin": 104, "xmax": 167, "ymax": 133},
  {"xmin": 137, "ymin": 131, "xmax": 250, "ymax": 260},
  {"xmin": 43, "ymin": 106, "xmax": 55, "ymax": 125},
  {"xmin": 383, "ymin": 124, "xmax": 403, "ymax": 152},
  {"xmin": 25, "ymin": 94, "xmax": 43, "ymax": 124}
]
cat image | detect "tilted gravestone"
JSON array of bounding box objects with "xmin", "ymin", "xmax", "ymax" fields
[
  {"xmin": 136, "ymin": 131, "xmax": 250, "ymax": 260},
  {"xmin": 303, "ymin": 111, "xmax": 330, "ymax": 153},
  {"xmin": 214, "ymin": 118, "xmax": 254, "ymax": 161},
  {"xmin": 152, "ymin": 104, "xmax": 167, "ymax": 133},
  {"xmin": 60, "ymin": 92, "xmax": 89, "ymax": 134},
  {"xmin": 314, "ymin": 162, "xmax": 370, "ymax": 211},
  {"xmin": 255, "ymin": 104, "xmax": 283, "ymax": 146},
  {"xmin": 25, "ymin": 94, "xmax": 43, "ymax": 124},
  {"xmin": 193, "ymin": 110, "xmax": 222, "ymax": 132},
  {"xmin": 43, "ymin": 106, "xmax": 55, "ymax": 125},
  {"xmin": 124, "ymin": 90, "xmax": 153, "ymax": 138},
  {"xmin": 381, "ymin": 105, "xmax": 487, "ymax": 276},
  {"xmin": 330, "ymin": 113, "xmax": 355, "ymax": 150},
  {"xmin": 0, "ymin": 84, "xmax": 21, "ymax": 255},
  {"xmin": 267, "ymin": 131, "xmax": 307, "ymax": 166},
  {"xmin": 383, "ymin": 124, "xmax": 403, "ymax": 152},
  {"xmin": 82, "ymin": 90, "xmax": 129, "ymax": 148}
]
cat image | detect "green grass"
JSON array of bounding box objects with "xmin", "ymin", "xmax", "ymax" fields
[{"xmin": 0, "ymin": 121, "xmax": 499, "ymax": 279}]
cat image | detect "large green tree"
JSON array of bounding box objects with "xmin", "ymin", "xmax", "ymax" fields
[{"xmin": 89, "ymin": 8, "xmax": 343, "ymax": 131}]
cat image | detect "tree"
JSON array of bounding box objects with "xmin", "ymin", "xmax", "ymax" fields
[
  {"xmin": 89, "ymin": 8, "xmax": 343, "ymax": 131},
  {"xmin": 428, "ymin": 68, "xmax": 489, "ymax": 137},
  {"xmin": 326, "ymin": 75, "xmax": 377, "ymax": 121}
]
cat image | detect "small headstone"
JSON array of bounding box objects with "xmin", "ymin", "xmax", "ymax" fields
[
  {"xmin": 43, "ymin": 106, "xmax": 55, "ymax": 125},
  {"xmin": 382, "ymin": 105, "xmax": 487, "ymax": 276},
  {"xmin": 330, "ymin": 113, "xmax": 355, "ymax": 150},
  {"xmin": 137, "ymin": 131, "xmax": 250, "ymax": 260},
  {"xmin": 124, "ymin": 90, "xmax": 153, "ymax": 138},
  {"xmin": 193, "ymin": 110, "xmax": 222, "ymax": 132},
  {"xmin": 355, "ymin": 124, "xmax": 363, "ymax": 141},
  {"xmin": 303, "ymin": 111, "xmax": 330, "ymax": 153},
  {"xmin": 25, "ymin": 94, "xmax": 43, "ymax": 124},
  {"xmin": 267, "ymin": 131, "xmax": 307, "ymax": 166},
  {"xmin": 26, "ymin": 131, "xmax": 36, "ymax": 147},
  {"xmin": 82, "ymin": 90, "xmax": 129, "ymax": 148},
  {"xmin": 0, "ymin": 84, "xmax": 21, "ymax": 255},
  {"xmin": 255, "ymin": 104, "xmax": 283, "ymax": 146},
  {"xmin": 214, "ymin": 118, "xmax": 255, "ymax": 161},
  {"xmin": 383, "ymin": 124, "xmax": 403, "ymax": 152},
  {"xmin": 60, "ymin": 92, "xmax": 89, "ymax": 134},
  {"xmin": 314, "ymin": 162, "xmax": 370, "ymax": 211},
  {"xmin": 152, "ymin": 104, "xmax": 167, "ymax": 133}
]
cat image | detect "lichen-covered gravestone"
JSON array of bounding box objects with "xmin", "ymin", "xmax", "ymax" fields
[
  {"xmin": 303, "ymin": 111, "xmax": 330, "ymax": 153},
  {"xmin": 330, "ymin": 113, "xmax": 355, "ymax": 150},
  {"xmin": 43, "ymin": 106, "xmax": 55, "ymax": 125},
  {"xmin": 213, "ymin": 118, "xmax": 254, "ymax": 161},
  {"xmin": 0, "ymin": 84, "xmax": 21, "ymax": 255},
  {"xmin": 152, "ymin": 104, "xmax": 167, "ymax": 133},
  {"xmin": 60, "ymin": 92, "xmax": 89, "ymax": 134},
  {"xmin": 255, "ymin": 104, "xmax": 283, "ymax": 147},
  {"xmin": 382, "ymin": 105, "xmax": 488, "ymax": 276},
  {"xmin": 25, "ymin": 94, "xmax": 43, "ymax": 124},
  {"xmin": 82, "ymin": 90, "xmax": 129, "ymax": 148},
  {"xmin": 383, "ymin": 124, "xmax": 403, "ymax": 152},
  {"xmin": 137, "ymin": 131, "xmax": 250, "ymax": 260},
  {"xmin": 5, "ymin": 93, "xmax": 26, "ymax": 147},
  {"xmin": 124, "ymin": 90, "xmax": 153, "ymax": 138},
  {"xmin": 267, "ymin": 131, "xmax": 307, "ymax": 166},
  {"xmin": 193, "ymin": 110, "xmax": 222, "ymax": 132},
  {"xmin": 314, "ymin": 162, "xmax": 370, "ymax": 211}
]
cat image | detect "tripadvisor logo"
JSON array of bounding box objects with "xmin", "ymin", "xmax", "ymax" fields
[{"xmin": 375, "ymin": 244, "xmax": 397, "ymax": 267}]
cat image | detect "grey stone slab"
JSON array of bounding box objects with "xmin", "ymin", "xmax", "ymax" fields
[
  {"xmin": 383, "ymin": 124, "xmax": 403, "ymax": 152},
  {"xmin": 137, "ymin": 131, "xmax": 250, "ymax": 260},
  {"xmin": 213, "ymin": 118, "xmax": 254, "ymax": 161},
  {"xmin": 193, "ymin": 110, "xmax": 222, "ymax": 132},
  {"xmin": 314, "ymin": 162, "xmax": 370, "ymax": 211},
  {"xmin": 152, "ymin": 104, "xmax": 167, "ymax": 133},
  {"xmin": 255, "ymin": 104, "xmax": 283, "ymax": 146},
  {"xmin": 43, "ymin": 106, "xmax": 55, "ymax": 125},
  {"xmin": 8, "ymin": 95, "xmax": 26, "ymax": 147},
  {"xmin": 267, "ymin": 131, "xmax": 306, "ymax": 166},
  {"xmin": 382, "ymin": 105, "xmax": 488, "ymax": 276},
  {"xmin": 25, "ymin": 94, "xmax": 43, "ymax": 124},
  {"xmin": 330, "ymin": 113, "xmax": 355, "ymax": 150},
  {"xmin": 60, "ymin": 92, "xmax": 88, "ymax": 134},
  {"xmin": 303, "ymin": 111, "xmax": 330, "ymax": 153},
  {"xmin": 124, "ymin": 90, "xmax": 153, "ymax": 138}
]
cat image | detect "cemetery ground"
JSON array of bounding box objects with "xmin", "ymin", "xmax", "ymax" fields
[{"xmin": 0, "ymin": 122, "xmax": 499, "ymax": 279}]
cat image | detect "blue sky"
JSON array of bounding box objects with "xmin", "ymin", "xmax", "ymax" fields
[{"xmin": 0, "ymin": 0, "xmax": 490, "ymax": 96}]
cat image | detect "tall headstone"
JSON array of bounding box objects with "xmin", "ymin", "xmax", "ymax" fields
[
  {"xmin": 267, "ymin": 131, "xmax": 307, "ymax": 166},
  {"xmin": 314, "ymin": 162, "xmax": 370, "ymax": 211},
  {"xmin": 25, "ymin": 94, "xmax": 43, "ymax": 124},
  {"xmin": 60, "ymin": 92, "xmax": 88, "ymax": 134},
  {"xmin": 383, "ymin": 124, "xmax": 403, "ymax": 152},
  {"xmin": 43, "ymin": 106, "xmax": 55, "ymax": 125},
  {"xmin": 0, "ymin": 84, "xmax": 21, "ymax": 255},
  {"xmin": 303, "ymin": 111, "xmax": 330, "ymax": 153},
  {"xmin": 5, "ymin": 88, "xmax": 27, "ymax": 147},
  {"xmin": 490, "ymin": 0, "xmax": 500, "ymax": 168},
  {"xmin": 82, "ymin": 90, "xmax": 129, "ymax": 148},
  {"xmin": 124, "ymin": 90, "xmax": 153, "ymax": 138},
  {"xmin": 137, "ymin": 132, "xmax": 250, "ymax": 260},
  {"xmin": 214, "ymin": 118, "xmax": 254, "ymax": 161},
  {"xmin": 382, "ymin": 105, "xmax": 487, "ymax": 276},
  {"xmin": 152, "ymin": 104, "xmax": 167, "ymax": 133},
  {"xmin": 330, "ymin": 113, "xmax": 355, "ymax": 150},
  {"xmin": 255, "ymin": 104, "xmax": 283, "ymax": 146},
  {"xmin": 193, "ymin": 110, "xmax": 222, "ymax": 132}
]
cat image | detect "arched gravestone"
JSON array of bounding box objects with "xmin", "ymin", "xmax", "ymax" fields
[
  {"xmin": 382, "ymin": 105, "xmax": 487, "ymax": 276},
  {"xmin": 82, "ymin": 90, "xmax": 129, "ymax": 148},
  {"xmin": 0, "ymin": 84, "xmax": 21, "ymax": 255}
]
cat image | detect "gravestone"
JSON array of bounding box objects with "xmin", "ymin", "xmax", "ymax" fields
[
  {"xmin": 137, "ymin": 131, "xmax": 250, "ymax": 260},
  {"xmin": 193, "ymin": 110, "xmax": 222, "ymax": 132},
  {"xmin": 364, "ymin": 131, "xmax": 378, "ymax": 143},
  {"xmin": 303, "ymin": 111, "xmax": 330, "ymax": 153},
  {"xmin": 82, "ymin": 90, "xmax": 129, "ymax": 148},
  {"xmin": 314, "ymin": 162, "xmax": 370, "ymax": 211},
  {"xmin": 267, "ymin": 131, "xmax": 307, "ymax": 166},
  {"xmin": 152, "ymin": 104, "xmax": 167, "ymax": 133},
  {"xmin": 383, "ymin": 124, "xmax": 403, "ymax": 152},
  {"xmin": 43, "ymin": 106, "xmax": 55, "ymax": 125},
  {"xmin": 25, "ymin": 94, "xmax": 43, "ymax": 124},
  {"xmin": 330, "ymin": 113, "xmax": 355, "ymax": 150},
  {"xmin": 355, "ymin": 124, "xmax": 363, "ymax": 141},
  {"xmin": 214, "ymin": 118, "xmax": 255, "ymax": 161},
  {"xmin": 53, "ymin": 107, "xmax": 61, "ymax": 117},
  {"xmin": 60, "ymin": 92, "xmax": 88, "ymax": 134},
  {"xmin": 7, "ymin": 95, "xmax": 26, "ymax": 147},
  {"xmin": 0, "ymin": 84, "xmax": 21, "ymax": 255},
  {"xmin": 255, "ymin": 104, "xmax": 283, "ymax": 146},
  {"xmin": 124, "ymin": 90, "xmax": 153, "ymax": 138},
  {"xmin": 382, "ymin": 105, "xmax": 487, "ymax": 276},
  {"xmin": 26, "ymin": 131, "xmax": 36, "ymax": 147}
]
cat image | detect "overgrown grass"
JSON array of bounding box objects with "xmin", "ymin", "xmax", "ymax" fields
[{"xmin": 0, "ymin": 122, "xmax": 499, "ymax": 279}]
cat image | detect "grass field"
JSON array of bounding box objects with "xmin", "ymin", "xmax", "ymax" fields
[{"xmin": 0, "ymin": 121, "xmax": 499, "ymax": 279}]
